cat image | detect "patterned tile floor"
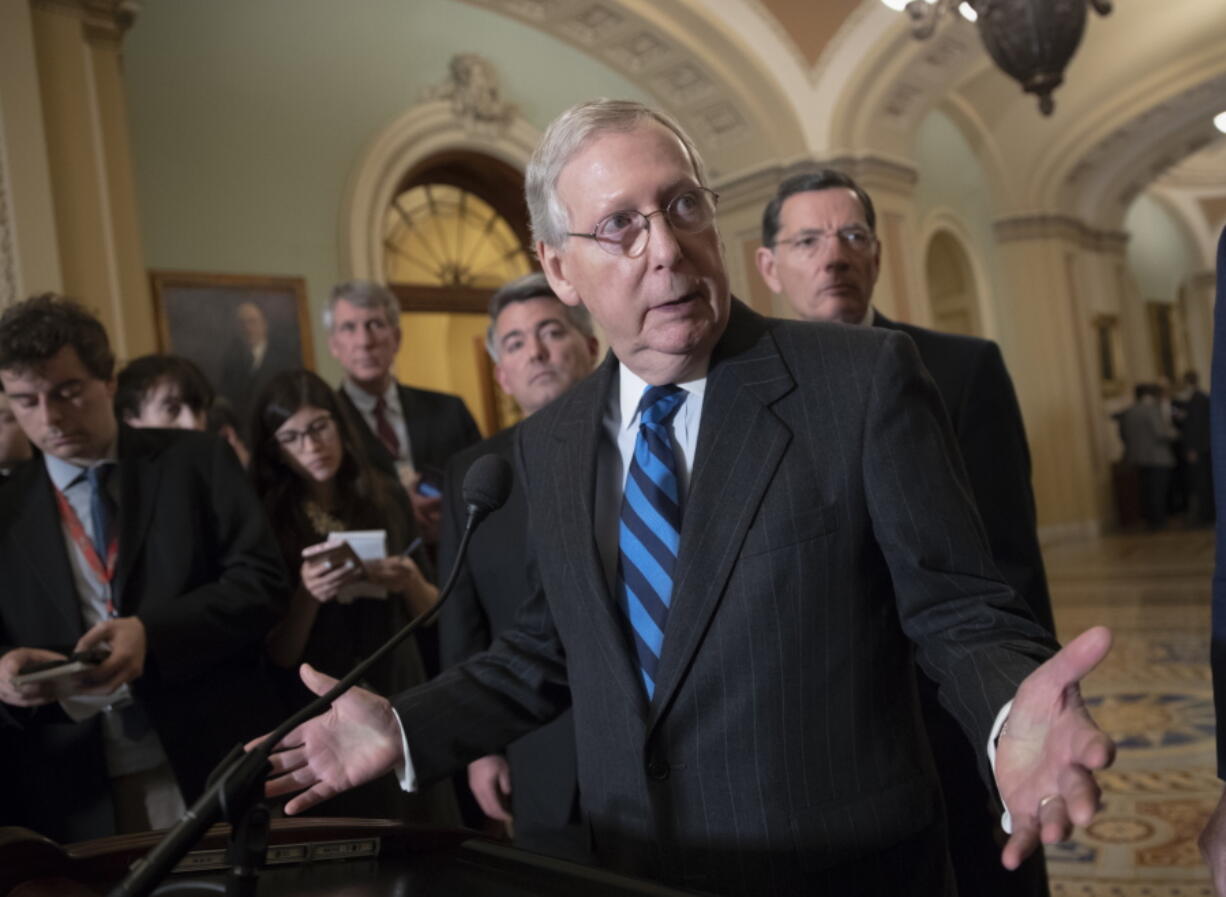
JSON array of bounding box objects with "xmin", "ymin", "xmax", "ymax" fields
[{"xmin": 1044, "ymin": 527, "xmax": 1218, "ymax": 897}]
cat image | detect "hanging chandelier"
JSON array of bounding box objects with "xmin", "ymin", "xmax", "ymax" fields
[{"xmin": 900, "ymin": 0, "xmax": 1112, "ymax": 115}]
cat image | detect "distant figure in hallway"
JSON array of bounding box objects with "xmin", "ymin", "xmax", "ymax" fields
[
  {"xmin": 1173, "ymin": 370, "xmax": 1213, "ymax": 526},
  {"xmin": 1116, "ymin": 383, "xmax": 1178, "ymax": 530}
]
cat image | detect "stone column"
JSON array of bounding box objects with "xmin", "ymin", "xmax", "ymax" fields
[
  {"xmin": 27, "ymin": 0, "xmax": 153, "ymax": 359},
  {"xmin": 1180, "ymin": 269, "xmax": 1216, "ymax": 382},
  {"xmin": 0, "ymin": 0, "xmax": 63, "ymax": 307},
  {"xmin": 992, "ymin": 214, "xmax": 1133, "ymax": 539}
]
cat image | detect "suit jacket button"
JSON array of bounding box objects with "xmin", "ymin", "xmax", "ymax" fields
[{"xmin": 646, "ymin": 758, "xmax": 669, "ymax": 780}]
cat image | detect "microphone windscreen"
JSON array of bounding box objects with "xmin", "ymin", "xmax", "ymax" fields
[{"xmin": 462, "ymin": 453, "xmax": 513, "ymax": 516}]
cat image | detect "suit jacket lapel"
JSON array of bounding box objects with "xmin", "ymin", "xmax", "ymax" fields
[
  {"xmin": 648, "ymin": 302, "xmax": 795, "ymax": 728},
  {"xmin": 548, "ymin": 352, "xmax": 648, "ymax": 716},
  {"xmin": 400, "ymin": 384, "xmax": 429, "ymax": 469},
  {"xmin": 7, "ymin": 464, "xmax": 81, "ymax": 634},
  {"xmin": 113, "ymin": 427, "xmax": 165, "ymax": 610}
]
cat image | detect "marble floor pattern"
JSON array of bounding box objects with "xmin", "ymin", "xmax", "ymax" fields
[{"xmin": 1043, "ymin": 527, "xmax": 1217, "ymax": 897}]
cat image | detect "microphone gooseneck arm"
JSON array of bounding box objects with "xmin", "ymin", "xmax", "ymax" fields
[{"xmin": 108, "ymin": 454, "xmax": 512, "ymax": 897}]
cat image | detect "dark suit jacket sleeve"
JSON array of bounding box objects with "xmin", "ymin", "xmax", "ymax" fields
[
  {"xmin": 1211, "ymin": 224, "xmax": 1226, "ymax": 776},
  {"xmin": 393, "ymin": 433, "xmax": 569, "ymax": 785},
  {"xmin": 953, "ymin": 341, "xmax": 1054, "ymax": 632},
  {"xmin": 137, "ymin": 435, "xmax": 288, "ymax": 686},
  {"xmin": 863, "ymin": 331, "xmax": 1057, "ymax": 761},
  {"xmin": 437, "ymin": 450, "xmax": 491, "ymax": 668}
]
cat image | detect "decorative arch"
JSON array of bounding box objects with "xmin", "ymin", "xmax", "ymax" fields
[
  {"xmin": 918, "ymin": 209, "xmax": 995, "ymax": 339},
  {"xmin": 339, "ymin": 99, "xmax": 541, "ymax": 282}
]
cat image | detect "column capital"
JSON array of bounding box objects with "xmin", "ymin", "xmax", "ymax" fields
[
  {"xmin": 32, "ymin": 0, "xmax": 140, "ymax": 45},
  {"xmin": 993, "ymin": 213, "xmax": 1128, "ymax": 254}
]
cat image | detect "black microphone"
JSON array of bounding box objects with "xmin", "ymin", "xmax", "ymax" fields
[
  {"xmin": 109, "ymin": 454, "xmax": 514, "ymax": 897},
  {"xmin": 463, "ymin": 452, "xmax": 513, "ymax": 529}
]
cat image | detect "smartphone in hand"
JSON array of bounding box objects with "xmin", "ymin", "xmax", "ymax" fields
[
  {"xmin": 302, "ymin": 540, "xmax": 362, "ymax": 572},
  {"xmin": 12, "ymin": 647, "xmax": 111, "ymax": 686}
]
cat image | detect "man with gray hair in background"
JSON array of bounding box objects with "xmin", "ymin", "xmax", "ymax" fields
[
  {"xmin": 326, "ymin": 279, "xmax": 481, "ymax": 548},
  {"xmin": 438, "ymin": 271, "xmax": 598, "ymax": 856}
]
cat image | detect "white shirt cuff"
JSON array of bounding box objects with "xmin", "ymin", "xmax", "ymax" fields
[
  {"xmin": 393, "ymin": 709, "xmax": 418, "ymax": 792},
  {"xmin": 987, "ymin": 699, "xmax": 1014, "ymax": 833}
]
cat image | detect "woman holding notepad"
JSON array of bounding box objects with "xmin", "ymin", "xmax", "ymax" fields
[{"xmin": 249, "ymin": 369, "xmax": 455, "ymax": 823}]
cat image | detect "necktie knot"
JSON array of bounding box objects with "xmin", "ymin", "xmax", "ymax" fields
[
  {"xmin": 637, "ymin": 384, "xmax": 685, "ymax": 430},
  {"xmin": 86, "ymin": 463, "xmax": 112, "ymax": 493}
]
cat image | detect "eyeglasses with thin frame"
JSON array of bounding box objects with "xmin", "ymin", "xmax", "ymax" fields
[
  {"xmin": 274, "ymin": 415, "xmax": 336, "ymax": 450},
  {"xmin": 773, "ymin": 226, "xmax": 876, "ymax": 257},
  {"xmin": 566, "ymin": 187, "xmax": 720, "ymax": 258}
]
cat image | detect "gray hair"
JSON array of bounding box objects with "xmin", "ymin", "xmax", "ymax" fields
[
  {"xmin": 485, "ymin": 272, "xmax": 594, "ymax": 361},
  {"xmin": 526, "ymin": 99, "xmax": 709, "ymax": 249},
  {"xmin": 322, "ymin": 280, "xmax": 400, "ymax": 331}
]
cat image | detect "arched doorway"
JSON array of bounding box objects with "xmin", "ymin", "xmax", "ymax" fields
[
  {"xmin": 924, "ymin": 230, "xmax": 982, "ymax": 337},
  {"xmin": 384, "ymin": 150, "xmax": 535, "ymax": 435}
]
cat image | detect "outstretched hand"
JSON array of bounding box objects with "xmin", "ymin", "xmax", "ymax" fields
[
  {"xmin": 994, "ymin": 626, "xmax": 1115, "ymax": 869},
  {"xmin": 1198, "ymin": 788, "xmax": 1226, "ymax": 896},
  {"xmin": 248, "ymin": 663, "xmax": 404, "ymax": 815}
]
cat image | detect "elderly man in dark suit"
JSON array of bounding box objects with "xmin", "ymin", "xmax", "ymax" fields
[
  {"xmin": 0, "ymin": 295, "xmax": 286, "ymax": 843},
  {"xmin": 755, "ymin": 169, "xmax": 1055, "ymax": 897},
  {"xmin": 1198, "ymin": 223, "xmax": 1226, "ymax": 894},
  {"xmin": 327, "ymin": 279, "xmax": 481, "ymax": 547},
  {"xmin": 438, "ymin": 272, "xmax": 598, "ymax": 854},
  {"xmin": 262, "ymin": 100, "xmax": 1114, "ymax": 897}
]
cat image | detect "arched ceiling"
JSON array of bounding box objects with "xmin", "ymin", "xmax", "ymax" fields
[{"xmin": 462, "ymin": 0, "xmax": 1226, "ymax": 232}]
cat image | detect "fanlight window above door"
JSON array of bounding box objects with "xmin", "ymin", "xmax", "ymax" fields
[{"xmin": 383, "ymin": 183, "xmax": 532, "ymax": 288}]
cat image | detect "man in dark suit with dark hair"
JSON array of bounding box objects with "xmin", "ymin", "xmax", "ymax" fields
[
  {"xmin": 755, "ymin": 168, "xmax": 1056, "ymax": 896},
  {"xmin": 325, "ymin": 279, "xmax": 481, "ymax": 547},
  {"xmin": 439, "ymin": 271, "xmax": 598, "ymax": 853},
  {"xmin": 0, "ymin": 294, "xmax": 287, "ymax": 843},
  {"xmin": 262, "ymin": 101, "xmax": 1113, "ymax": 897}
]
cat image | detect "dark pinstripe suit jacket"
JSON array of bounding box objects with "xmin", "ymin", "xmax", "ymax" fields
[
  {"xmin": 1210, "ymin": 224, "xmax": 1226, "ymax": 774},
  {"xmin": 395, "ymin": 299, "xmax": 1057, "ymax": 896}
]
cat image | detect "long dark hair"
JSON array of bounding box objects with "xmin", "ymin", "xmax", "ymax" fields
[{"xmin": 249, "ymin": 370, "xmax": 392, "ymax": 560}]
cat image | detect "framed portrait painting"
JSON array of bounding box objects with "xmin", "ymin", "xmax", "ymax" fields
[{"xmin": 149, "ymin": 270, "xmax": 313, "ymax": 427}]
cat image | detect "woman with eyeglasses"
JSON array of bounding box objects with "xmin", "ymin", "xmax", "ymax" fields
[{"xmin": 249, "ymin": 369, "xmax": 455, "ymax": 822}]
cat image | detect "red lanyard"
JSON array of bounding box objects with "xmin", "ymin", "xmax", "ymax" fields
[{"xmin": 53, "ymin": 485, "xmax": 119, "ymax": 614}]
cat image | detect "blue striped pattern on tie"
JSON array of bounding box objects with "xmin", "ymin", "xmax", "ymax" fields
[
  {"xmin": 85, "ymin": 464, "xmax": 115, "ymax": 561},
  {"xmin": 618, "ymin": 384, "xmax": 686, "ymax": 698}
]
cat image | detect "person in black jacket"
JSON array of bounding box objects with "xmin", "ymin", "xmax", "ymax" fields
[
  {"xmin": 0, "ymin": 294, "xmax": 287, "ymax": 842},
  {"xmin": 325, "ymin": 280, "xmax": 481, "ymax": 548},
  {"xmin": 438, "ymin": 272, "xmax": 597, "ymax": 854},
  {"xmin": 756, "ymin": 169, "xmax": 1056, "ymax": 897}
]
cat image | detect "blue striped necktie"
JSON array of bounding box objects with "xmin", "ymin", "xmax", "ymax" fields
[
  {"xmin": 618, "ymin": 384, "xmax": 686, "ymax": 698},
  {"xmin": 85, "ymin": 463, "xmax": 116, "ymax": 561}
]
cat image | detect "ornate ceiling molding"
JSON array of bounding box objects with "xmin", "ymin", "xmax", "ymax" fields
[
  {"xmin": 455, "ymin": 0, "xmax": 805, "ymax": 179},
  {"xmin": 993, "ymin": 213, "xmax": 1128, "ymax": 253}
]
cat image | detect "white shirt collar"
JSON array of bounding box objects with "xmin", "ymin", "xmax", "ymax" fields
[
  {"xmin": 343, "ymin": 377, "xmax": 399, "ymax": 415},
  {"xmin": 44, "ymin": 439, "xmax": 119, "ymax": 492},
  {"xmin": 617, "ymin": 363, "xmax": 707, "ymax": 433}
]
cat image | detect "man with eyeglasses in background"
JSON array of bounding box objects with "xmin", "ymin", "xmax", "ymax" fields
[
  {"xmin": 262, "ymin": 100, "xmax": 1111, "ymax": 897},
  {"xmin": 756, "ymin": 169, "xmax": 1056, "ymax": 897}
]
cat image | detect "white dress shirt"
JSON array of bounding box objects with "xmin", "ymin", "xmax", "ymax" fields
[
  {"xmin": 343, "ymin": 378, "xmax": 413, "ymax": 467},
  {"xmin": 43, "ymin": 448, "xmax": 168, "ymax": 778}
]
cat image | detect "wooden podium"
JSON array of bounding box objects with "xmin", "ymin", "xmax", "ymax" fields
[{"xmin": 1, "ymin": 819, "xmax": 698, "ymax": 897}]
